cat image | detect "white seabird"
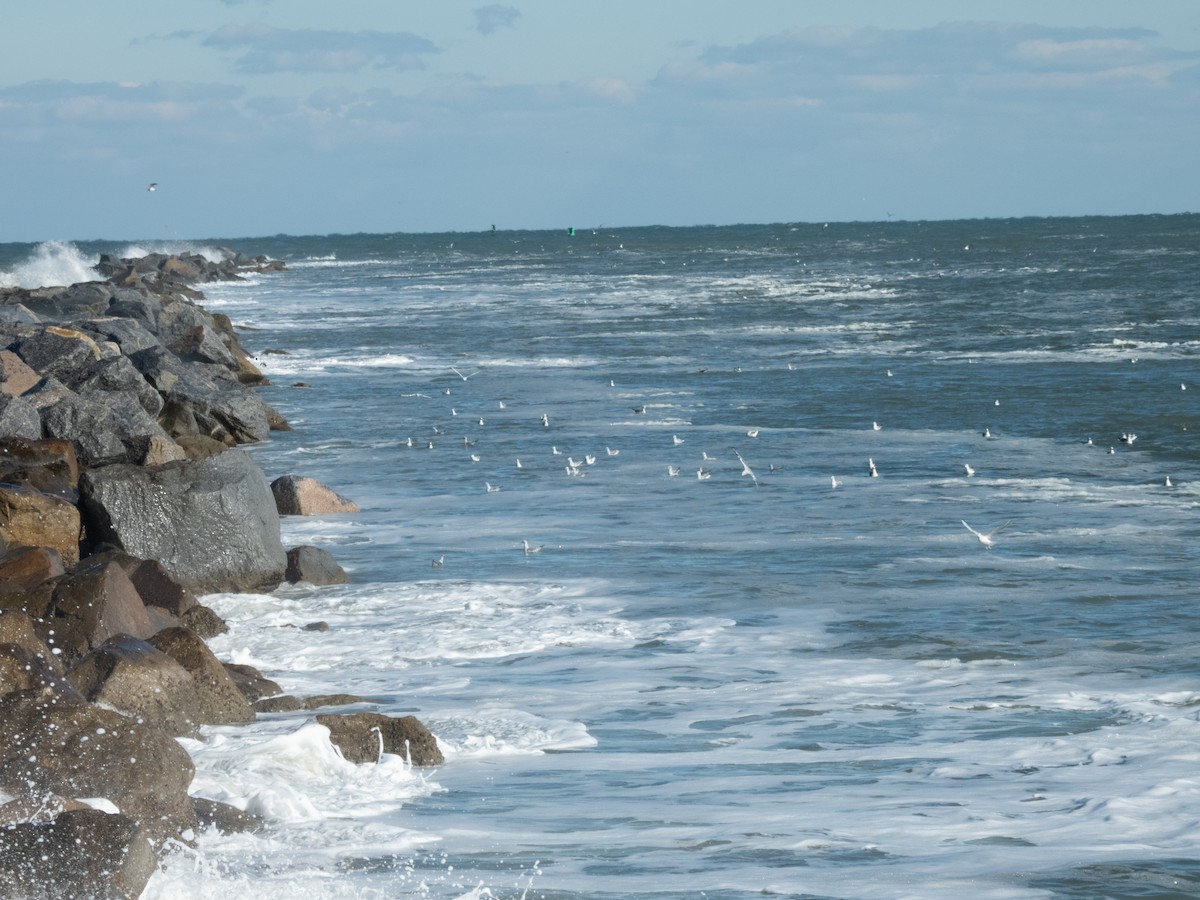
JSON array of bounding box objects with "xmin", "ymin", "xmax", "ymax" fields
[
  {"xmin": 431, "ymin": 554, "xmax": 444, "ymax": 568},
  {"xmin": 521, "ymin": 539, "xmax": 542, "ymax": 554},
  {"xmin": 964, "ymin": 464, "xmax": 975, "ymax": 477},
  {"xmin": 961, "ymin": 519, "xmax": 1010, "ymax": 550},
  {"xmin": 733, "ymin": 449, "xmax": 758, "ymax": 486},
  {"xmin": 868, "ymin": 458, "xmax": 878, "ymax": 477},
  {"xmin": 831, "ymin": 475, "xmax": 841, "ymax": 488}
]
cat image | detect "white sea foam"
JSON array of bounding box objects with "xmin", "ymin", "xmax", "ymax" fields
[{"xmin": 0, "ymin": 240, "xmax": 97, "ymax": 288}]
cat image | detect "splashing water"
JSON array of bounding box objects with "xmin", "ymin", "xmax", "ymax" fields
[{"xmin": 0, "ymin": 240, "xmax": 98, "ymax": 289}]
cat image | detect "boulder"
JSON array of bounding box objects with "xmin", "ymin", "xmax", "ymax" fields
[
  {"xmin": 67, "ymin": 353, "xmax": 164, "ymax": 418},
  {"xmin": 271, "ymin": 475, "xmax": 360, "ymax": 516},
  {"xmin": 0, "ymin": 392, "xmax": 40, "ymax": 439},
  {"xmin": 179, "ymin": 604, "xmax": 229, "ymax": 638},
  {"xmin": 39, "ymin": 389, "xmax": 166, "ymax": 467},
  {"xmin": 147, "ymin": 627, "xmax": 255, "ymax": 726},
  {"xmin": 223, "ymin": 661, "xmax": 282, "ymax": 702},
  {"xmin": 66, "ymin": 635, "xmax": 204, "ymax": 737},
  {"xmin": 0, "ymin": 807, "xmax": 156, "ymax": 900},
  {"xmin": 0, "ymin": 349, "xmax": 42, "ymax": 397},
  {"xmin": 0, "ymin": 690, "xmax": 198, "ymax": 841},
  {"xmin": 78, "ymin": 448, "xmax": 287, "ymax": 595},
  {"xmin": 0, "ymin": 644, "xmax": 79, "ymax": 699},
  {"xmin": 0, "ymin": 484, "xmax": 80, "ymax": 567},
  {"xmin": 314, "ymin": 712, "xmax": 444, "ymax": 766},
  {"xmin": 128, "ymin": 345, "xmax": 273, "ymax": 444},
  {"xmin": 191, "ymin": 796, "xmax": 265, "ymax": 835},
  {"xmin": 0, "ymin": 547, "xmax": 65, "ymax": 612},
  {"xmin": 12, "ymin": 325, "xmax": 102, "ymax": 383},
  {"xmin": 285, "ymin": 544, "xmax": 350, "ymax": 585},
  {"xmin": 168, "ymin": 322, "xmax": 241, "ymax": 371},
  {"xmin": 45, "ymin": 555, "xmax": 155, "ymax": 663},
  {"xmin": 116, "ymin": 556, "xmax": 198, "ymax": 617},
  {"xmin": 0, "ymin": 437, "xmax": 79, "ymax": 491}
]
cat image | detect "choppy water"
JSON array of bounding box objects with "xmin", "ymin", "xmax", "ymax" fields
[{"xmin": 6, "ymin": 216, "xmax": 1200, "ymax": 898}]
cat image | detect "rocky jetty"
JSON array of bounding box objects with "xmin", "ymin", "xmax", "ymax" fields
[{"xmin": 0, "ymin": 247, "xmax": 437, "ymax": 898}]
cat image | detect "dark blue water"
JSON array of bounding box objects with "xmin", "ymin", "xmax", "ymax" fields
[{"xmin": 6, "ymin": 216, "xmax": 1200, "ymax": 898}]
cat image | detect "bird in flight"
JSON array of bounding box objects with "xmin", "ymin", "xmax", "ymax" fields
[
  {"xmin": 451, "ymin": 366, "xmax": 479, "ymax": 381},
  {"xmin": 147, "ymin": 183, "xmax": 157, "ymax": 192},
  {"xmin": 961, "ymin": 519, "xmax": 1010, "ymax": 550}
]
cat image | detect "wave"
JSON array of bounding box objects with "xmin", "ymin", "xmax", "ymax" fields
[{"xmin": 0, "ymin": 240, "xmax": 98, "ymax": 289}]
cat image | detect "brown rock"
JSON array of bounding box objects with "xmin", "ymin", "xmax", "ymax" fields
[
  {"xmin": 179, "ymin": 603, "xmax": 229, "ymax": 638},
  {"xmin": 270, "ymin": 475, "xmax": 360, "ymax": 516},
  {"xmin": 191, "ymin": 796, "xmax": 265, "ymax": 835},
  {"xmin": 148, "ymin": 627, "xmax": 255, "ymax": 726},
  {"xmin": 0, "ymin": 546, "xmax": 65, "ymax": 614},
  {"xmin": 0, "ymin": 436, "xmax": 80, "ymax": 491},
  {"xmin": 0, "ymin": 690, "xmax": 198, "ymax": 841},
  {"xmin": 47, "ymin": 556, "xmax": 154, "ymax": 663},
  {"xmin": 115, "ymin": 557, "xmax": 198, "ymax": 617},
  {"xmin": 0, "ymin": 807, "xmax": 157, "ymax": 900},
  {"xmin": 223, "ymin": 661, "xmax": 282, "ymax": 702},
  {"xmin": 315, "ymin": 712, "xmax": 444, "ymax": 766},
  {"xmin": 67, "ymin": 635, "xmax": 205, "ymax": 737},
  {"xmin": 0, "ymin": 348, "xmax": 40, "ymax": 397},
  {"xmin": 0, "ymin": 484, "xmax": 81, "ymax": 567}
]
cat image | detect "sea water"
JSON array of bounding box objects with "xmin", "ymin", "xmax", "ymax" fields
[{"xmin": 4, "ymin": 216, "xmax": 1200, "ymax": 898}]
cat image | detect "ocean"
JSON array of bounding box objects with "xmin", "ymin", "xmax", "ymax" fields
[{"xmin": 3, "ymin": 215, "xmax": 1200, "ymax": 898}]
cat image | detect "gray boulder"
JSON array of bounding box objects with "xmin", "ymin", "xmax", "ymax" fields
[
  {"xmin": 0, "ymin": 393, "xmax": 40, "ymax": 439},
  {"xmin": 128, "ymin": 345, "xmax": 272, "ymax": 444},
  {"xmin": 78, "ymin": 448, "xmax": 286, "ymax": 594},
  {"xmin": 285, "ymin": 544, "xmax": 350, "ymax": 585}
]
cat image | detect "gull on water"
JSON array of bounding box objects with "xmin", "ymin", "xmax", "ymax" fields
[
  {"xmin": 1120, "ymin": 432, "xmax": 1138, "ymax": 444},
  {"xmin": 673, "ymin": 434, "xmax": 685, "ymax": 445},
  {"xmin": 982, "ymin": 427, "xmax": 992, "ymax": 439},
  {"xmin": 746, "ymin": 429, "xmax": 760, "ymax": 438},
  {"xmin": 541, "ymin": 413, "xmax": 550, "ymax": 427},
  {"xmin": 964, "ymin": 464, "xmax": 975, "ymax": 477},
  {"xmin": 515, "ymin": 459, "xmax": 523, "ymax": 469},
  {"xmin": 1166, "ymin": 475, "xmax": 1173, "ymax": 487},
  {"xmin": 606, "ymin": 446, "xmax": 620, "ymax": 456},
  {"xmin": 552, "ymin": 446, "xmax": 561, "ymax": 455},
  {"xmin": 464, "ymin": 437, "xmax": 476, "ymax": 447},
  {"xmin": 478, "ymin": 417, "xmax": 485, "ymax": 426},
  {"xmin": 667, "ymin": 465, "xmax": 681, "ymax": 477},
  {"xmin": 470, "ymin": 454, "xmax": 480, "ymax": 462},
  {"xmin": 485, "ymin": 482, "xmax": 501, "ymax": 493},
  {"xmin": 632, "ymin": 406, "xmax": 646, "ymax": 414},
  {"xmin": 431, "ymin": 555, "xmax": 444, "ymax": 568},
  {"xmin": 567, "ymin": 457, "xmax": 582, "ymax": 468},
  {"xmin": 961, "ymin": 519, "xmax": 1010, "ymax": 550},
  {"xmin": 521, "ymin": 539, "xmax": 542, "ymax": 554},
  {"xmin": 585, "ymin": 454, "xmax": 596, "ymax": 465},
  {"xmin": 697, "ymin": 468, "xmax": 712, "ymax": 480},
  {"xmin": 565, "ymin": 464, "xmax": 585, "ymax": 477},
  {"xmin": 405, "ymin": 437, "xmax": 414, "ymax": 448},
  {"xmin": 868, "ymin": 458, "xmax": 878, "ymax": 477},
  {"xmin": 450, "ymin": 408, "xmax": 457, "ymax": 416},
  {"xmin": 831, "ymin": 475, "xmax": 841, "ymax": 488},
  {"xmin": 702, "ymin": 451, "xmax": 718, "ymax": 462},
  {"xmin": 499, "ymin": 400, "xmax": 506, "ymax": 409},
  {"xmin": 872, "ymin": 421, "xmax": 881, "ymax": 431}
]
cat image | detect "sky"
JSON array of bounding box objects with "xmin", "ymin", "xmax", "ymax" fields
[{"xmin": 2, "ymin": 1, "xmax": 1198, "ymax": 241}]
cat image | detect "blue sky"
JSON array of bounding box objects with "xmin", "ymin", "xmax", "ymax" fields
[{"xmin": 2, "ymin": 1, "xmax": 1197, "ymax": 241}]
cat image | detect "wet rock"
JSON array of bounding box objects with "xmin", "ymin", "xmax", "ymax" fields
[
  {"xmin": 46, "ymin": 555, "xmax": 154, "ymax": 664},
  {"xmin": 148, "ymin": 627, "xmax": 255, "ymax": 726},
  {"xmin": 0, "ymin": 483, "xmax": 80, "ymax": 567},
  {"xmin": 0, "ymin": 807, "xmax": 156, "ymax": 900},
  {"xmin": 224, "ymin": 661, "xmax": 282, "ymax": 702},
  {"xmin": 78, "ymin": 448, "xmax": 287, "ymax": 595},
  {"xmin": 0, "ymin": 393, "xmax": 40, "ymax": 439},
  {"xmin": 66, "ymin": 635, "xmax": 205, "ymax": 738},
  {"xmin": 285, "ymin": 544, "xmax": 350, "ymax": 585},
  {"xmin": 191, "ymin": 796, "xmax": 265, "ymax": 835},
  {"xmin": 271, "ymin": 475, "xmax": 360, "ymax": 516},
  {"xmin": 315, "ymin": 712, "xmax": 444, "ymax": 766},
  {"xmin": 0, "ymin": 690, "xmax": 198, "ymax": 841},
  {"xmin": 179, "ymin": 603, "xmax": 229, "ymax": 638},
  {"xmin": 0, "ymin": 548, "xmax": 65, "ymax": 613}
]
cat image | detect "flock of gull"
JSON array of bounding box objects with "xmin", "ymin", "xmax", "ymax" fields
[{"xmin": 400, "ymin": 364, "xmax": 1176, "ymax": 567}]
